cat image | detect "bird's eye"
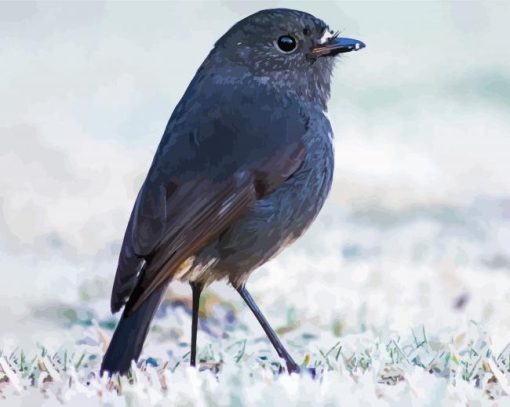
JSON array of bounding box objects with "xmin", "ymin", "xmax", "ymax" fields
[{"xmin": 276, "ymin": 35, "xmax": 297, "ymax": 53}]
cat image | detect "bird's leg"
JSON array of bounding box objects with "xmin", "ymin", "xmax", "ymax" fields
[
  {"xmin": 236, "ymin": 285, "xmax": 300, "ymax": 374},
  {"xmin": 190, "ymin": 281, "xmax": 204, "ymax": 367}
]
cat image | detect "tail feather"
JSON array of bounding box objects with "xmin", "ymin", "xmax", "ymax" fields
[{"xmin": 100, "ymin": 281, "xmax": 169, "ymax": 376}]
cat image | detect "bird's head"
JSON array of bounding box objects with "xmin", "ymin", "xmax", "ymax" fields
[{"xmin": 208, "ymin": 8, "xmax": 365, "ymax": 108}]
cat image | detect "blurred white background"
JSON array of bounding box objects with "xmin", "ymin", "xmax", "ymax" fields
[{"xmin": 1, "ymin": 0, "xmax": 510, "ymax": 354}]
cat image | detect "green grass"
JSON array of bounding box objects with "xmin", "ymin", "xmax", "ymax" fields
[{"xmin": 1, "ymin": 322, "xmax": 510, "ymax": 405}]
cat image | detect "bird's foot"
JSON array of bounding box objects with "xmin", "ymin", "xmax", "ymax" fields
[
  {"xmin": 284, "ymin": 362, "xmax": 317, "ymax": 378},
  {"xmin": 286, "ymin": 361, "xmax": 300, "ymax": 374}
]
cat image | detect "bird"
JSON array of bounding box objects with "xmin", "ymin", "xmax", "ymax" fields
[{"xmin": 100, "ymin": 8, "xmax": 365, "ymax": 376}]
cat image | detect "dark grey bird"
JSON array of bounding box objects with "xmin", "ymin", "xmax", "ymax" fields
[{"xmin": 100, "ymin": 8, "xmax": 365, "ymax": 376}]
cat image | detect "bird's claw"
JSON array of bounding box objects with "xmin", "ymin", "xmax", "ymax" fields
[{"xmin": 283, "ymin": 363, "xmax": 317, "ymax": 378}]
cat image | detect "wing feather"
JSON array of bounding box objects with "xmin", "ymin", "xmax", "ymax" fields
[{"xmin": 110, "ymin": 79, "xmax": 309, "ymax": 314}]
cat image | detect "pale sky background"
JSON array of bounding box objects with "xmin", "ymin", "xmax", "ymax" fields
[{"xmin": 1, "ymin": 1, "xmax": 510, "ymax": 349}]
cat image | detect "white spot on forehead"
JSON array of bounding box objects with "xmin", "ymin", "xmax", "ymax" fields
[{"xmin": 318, "ymin": 29, "xmax": 334, "ymax": 45}]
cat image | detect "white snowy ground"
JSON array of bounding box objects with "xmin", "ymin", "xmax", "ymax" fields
[
  {"xmin": 1, "ymin": 1, "xmax": 510, "ymax": 405},
  {"xmin": 3, "ymin": 199, "xmax": 510, "ymax": 406}
]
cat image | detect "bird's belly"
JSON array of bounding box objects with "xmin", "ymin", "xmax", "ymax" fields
[
  {"xmin": 179, "ymin": 115, "xmax": 334, "ymax": 286},
  {"xmin": 192, "ymin": 132, "xmax": 334, "ymax": 286}
]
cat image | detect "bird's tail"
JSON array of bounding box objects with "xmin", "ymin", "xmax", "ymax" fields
[{"xmin": 100, "ymin": 281, "xmax": 169, "ymax": 376}]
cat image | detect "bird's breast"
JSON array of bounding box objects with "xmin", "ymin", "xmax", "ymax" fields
[{"xmin": 279, "ymin": 114, "xmax": 334, "ymax": 235}]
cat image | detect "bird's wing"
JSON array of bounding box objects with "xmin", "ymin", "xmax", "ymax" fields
[{"xmin": 111, "ymin": 83, "xmax": 308, "ymax": 315}]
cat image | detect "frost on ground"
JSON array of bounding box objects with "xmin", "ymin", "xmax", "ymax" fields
[
  {"xmin": 2, "ymin": 198, "xmax": 510, "ymax": 406},
  {"xmin": 2, "ymin": 313, "xmax": 510, "ymax": 406}
]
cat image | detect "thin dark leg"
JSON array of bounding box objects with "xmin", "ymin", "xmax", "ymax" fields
[
  {"xmin": 236, "ymin": 285, "xmax": 300, "ymax": 374},
  {"xmin": 190, "ymin": 282, "xmax": 203, "ymax": 367}
]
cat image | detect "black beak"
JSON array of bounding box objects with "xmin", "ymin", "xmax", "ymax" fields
[{"xmin": 312, "ymin": 37, "xmax": 366, "ymax": 58}]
